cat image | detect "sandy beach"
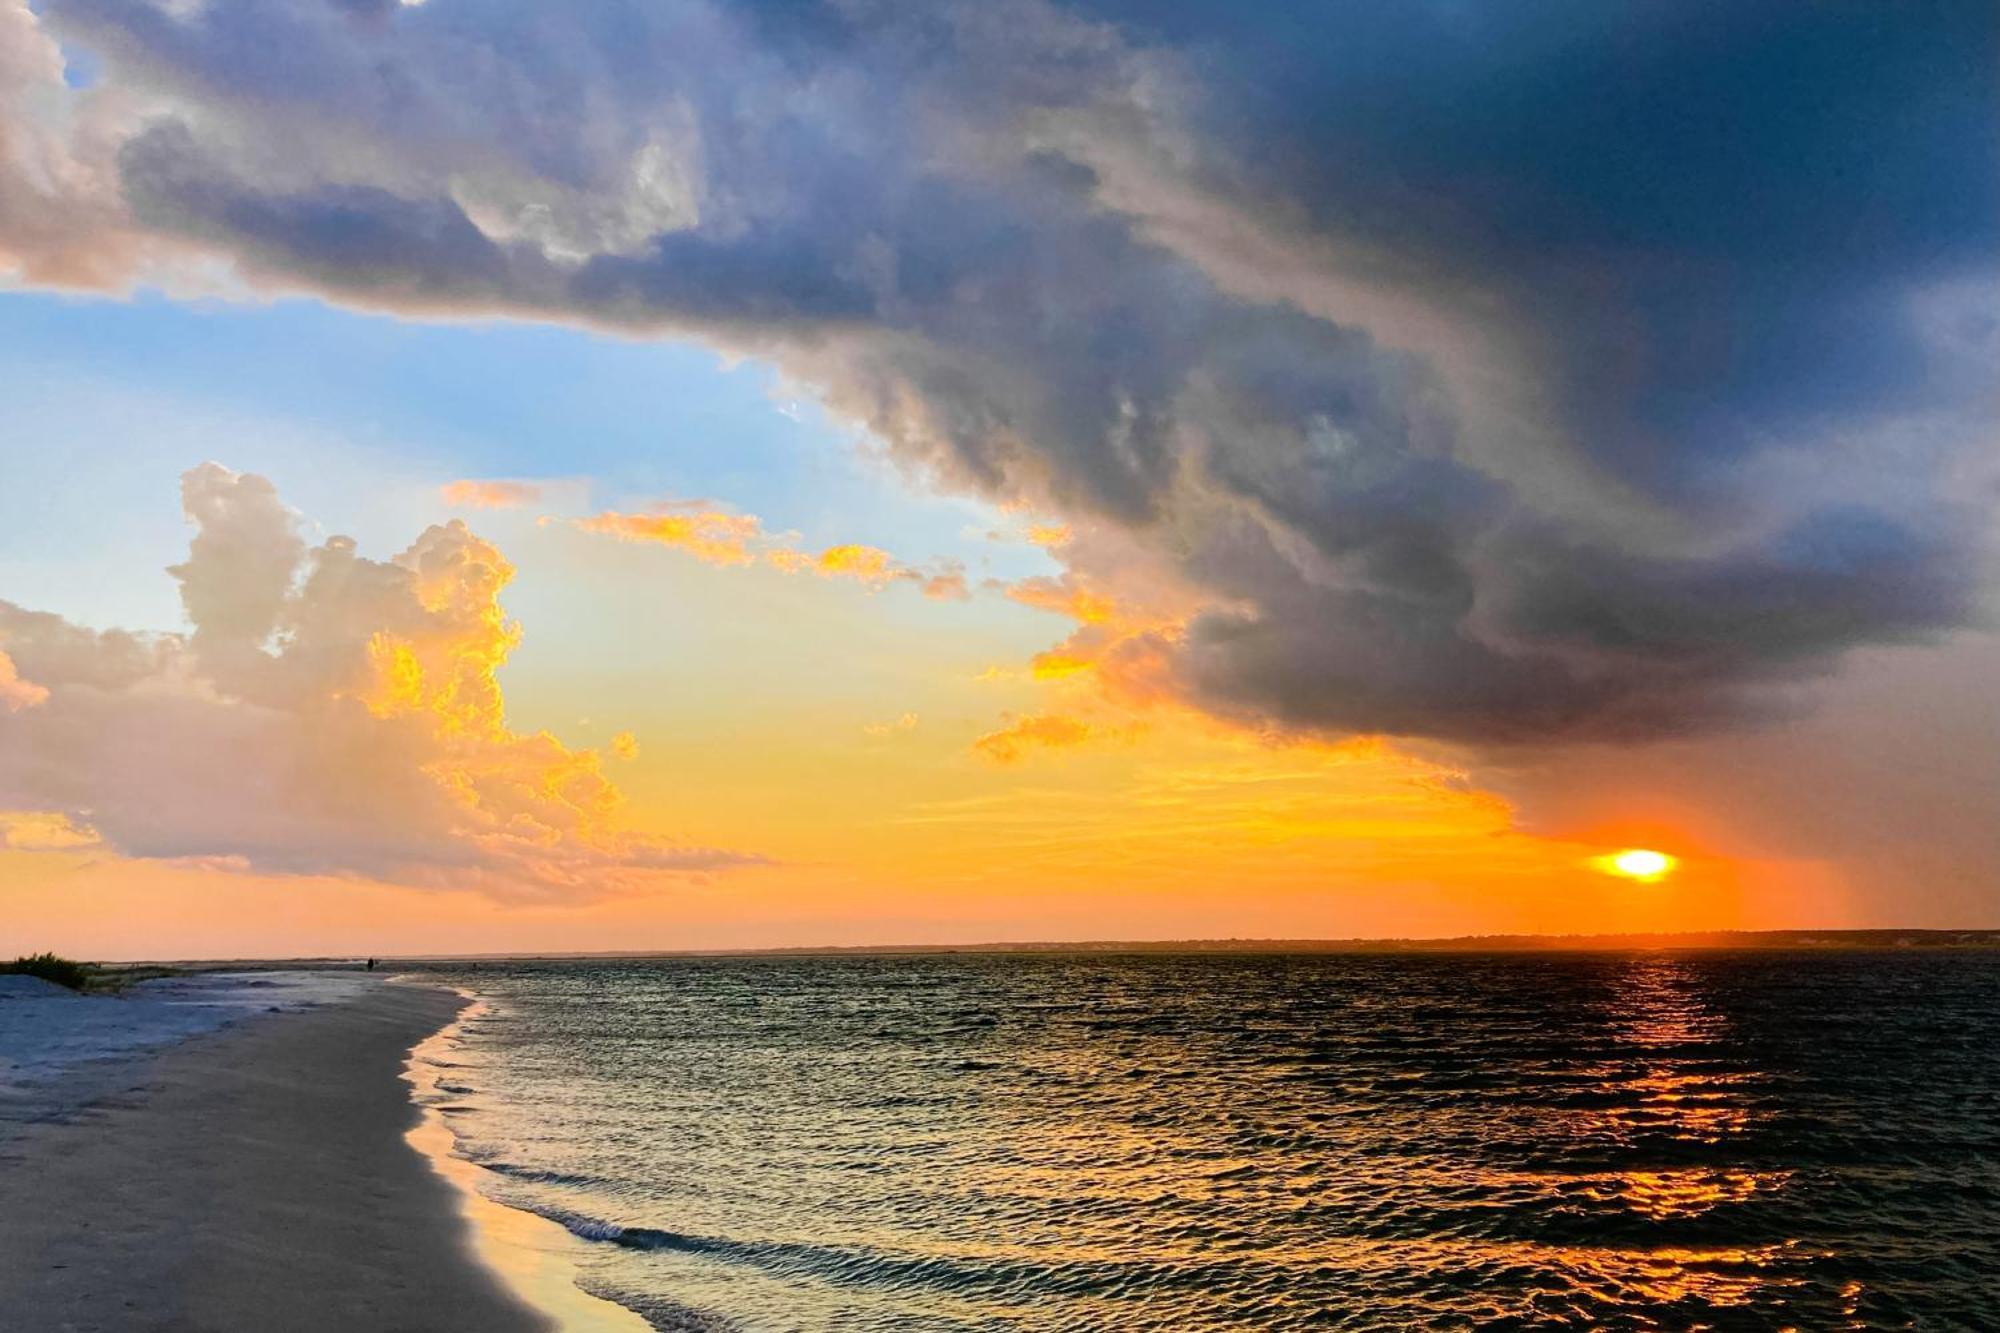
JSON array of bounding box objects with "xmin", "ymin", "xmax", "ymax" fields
[{"xmin": 0, "ymin": 979, "xmax": 555, "ymax": 1333}]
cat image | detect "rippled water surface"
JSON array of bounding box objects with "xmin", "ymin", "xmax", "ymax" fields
[{"xmin": 414, "ymin": 952, "xmax": 2000, "ymax": 1330}]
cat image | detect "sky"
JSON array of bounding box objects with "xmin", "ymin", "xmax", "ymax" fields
[{"xmin": 1, "ymin": 0, "xmax": 1994, "ymax": 959}]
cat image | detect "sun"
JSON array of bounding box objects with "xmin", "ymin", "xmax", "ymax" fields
[{"xmin": 1595, "ymin": 848, "xmax": 1678, "ymax": 882}]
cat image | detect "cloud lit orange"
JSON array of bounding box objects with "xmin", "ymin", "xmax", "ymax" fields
[
  {"xmin": 0, "ymin": 648, "xmax": 49, "ymax": 713},
  {"xmin": 1005, "ymin": 574, "xmax": 1117, "ymax": 625},
  {"xmin": 578, "ymin": 499, "xmax": 968, "ymax": 600},
  {"xmin": 441, "ymin": 479, "xmax": 543, "ymax": 510},
  {"xmin": 970, "ymin": 713, "xmax": 1140, "ymax": 764},
  {"xmin": 577, "ymin": 507, "xmax": 764, "ymax": 567}
]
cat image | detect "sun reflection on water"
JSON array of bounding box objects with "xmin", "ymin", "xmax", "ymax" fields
[{"xmin": 1508, "ymin": 956, "xmax": 1833, "ymax": 1313}]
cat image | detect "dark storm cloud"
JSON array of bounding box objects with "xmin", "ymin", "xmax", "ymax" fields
[
  {"xmin": 1080, "ymin": 1, "xmax": 2000, "ymax": 479},
  {"xmin": 1177, "ymin": 501, "xmax": 1972, "ymax": 743},
  {"xmin": 22, "ymin": 0, "xmax": 2000, "ymax": 742}
]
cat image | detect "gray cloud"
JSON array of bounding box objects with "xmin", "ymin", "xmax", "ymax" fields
[{"xmin": 12, "ymin": 0, "xmax": 1998, "ymax": 743}]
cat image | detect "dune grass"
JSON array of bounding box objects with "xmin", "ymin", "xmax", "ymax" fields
[
  {"xmin": 2, "ymin": 952, "xmax": 93, "ymax": 991},
  {"xmin": 2, "ymin": 953, "xmax": 182, "ymax": 993}
]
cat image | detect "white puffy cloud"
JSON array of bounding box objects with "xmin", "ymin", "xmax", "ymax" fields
[{"xmin": 0, "ymin": 463, "xmax": 763, "ymax": 899}]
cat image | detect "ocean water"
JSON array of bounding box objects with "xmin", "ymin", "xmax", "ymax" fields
[{"xmin": 412, "ymin": 952, "xmax": 2000, "ymax": 1330}]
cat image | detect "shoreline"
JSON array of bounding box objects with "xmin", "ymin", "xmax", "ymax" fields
[
  {"xmin": 0, "ymin": 976, "xmax": 624, "ymax": 1332},
  {"xmin": 402, "ymin": 987, "xmax": 652, "ymax": 1333}
]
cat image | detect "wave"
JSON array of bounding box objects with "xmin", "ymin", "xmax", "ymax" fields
[
  {"xmin": 407, "ymin": 951, "xmax": 2000, "ymax": 1330},
  {"xmin": 475, "ymin": 1160, "xmax": 613, "ymax": 1190}
]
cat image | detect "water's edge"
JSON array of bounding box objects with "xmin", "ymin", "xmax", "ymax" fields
[{"xmin": 398, "ymin": 982, "xmax": 653, "ymax": 1333}]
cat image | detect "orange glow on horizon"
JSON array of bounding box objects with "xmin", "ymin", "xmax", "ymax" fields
[{"xmin": 0, "ymin": 465, "xmax": 1864, "ymax": 963}]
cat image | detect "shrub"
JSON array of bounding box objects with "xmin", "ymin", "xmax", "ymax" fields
[{"xmin": 1, "ymin": 952, "xmax": 94, "ymax": 991}]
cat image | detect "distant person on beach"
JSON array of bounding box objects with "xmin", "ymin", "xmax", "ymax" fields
[{"xmin": 365, "ymin": 958, "xmax": 376, "ymax": 972}]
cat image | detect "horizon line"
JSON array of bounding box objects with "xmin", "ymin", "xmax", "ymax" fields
[{"xmin": 98, "ymin": 926, "xmax": 2000, "ymax": 968}]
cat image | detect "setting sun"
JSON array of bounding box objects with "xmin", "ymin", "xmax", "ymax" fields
[{"xmin": 1598, "ymin": 849, "xmax": 1679, "ymax": 882}]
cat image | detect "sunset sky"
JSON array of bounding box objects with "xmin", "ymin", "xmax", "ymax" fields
[{"xmin": 2, "ymin": 0, "xmax": 1994, "ymax": 958}]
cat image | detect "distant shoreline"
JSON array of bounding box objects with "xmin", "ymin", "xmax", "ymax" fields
[{"xmin": 109, "ymin": 927, "xmax": 2000, "ymax": 969}]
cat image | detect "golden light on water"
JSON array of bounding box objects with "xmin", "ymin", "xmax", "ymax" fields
[{"xmin": 1596, "ymin": 848, "xmax": 1678, "ymax": 882}]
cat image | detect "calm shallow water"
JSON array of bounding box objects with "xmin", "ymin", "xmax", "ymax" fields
[{"xmin": 413, "ymin": 952, "xmax": 2000, "ymax": 1330}]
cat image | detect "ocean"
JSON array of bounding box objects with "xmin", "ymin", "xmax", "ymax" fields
[{"xmin": 410, "ymin": 951, "xmax": 2000, "ymax": 1330}]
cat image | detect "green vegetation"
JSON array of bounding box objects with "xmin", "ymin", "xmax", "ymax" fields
[
  {"xmin": 1, "ymin": 953, "xmax": 183, "ymax": 993},
  {"xmin": 2, "ymin": 952, "xmax": 94, "ymax": 991}
]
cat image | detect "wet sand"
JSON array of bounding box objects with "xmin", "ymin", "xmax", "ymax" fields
[{"xmin": 0, "ymin": 982, "xmax": 552, "ymax": 1333}]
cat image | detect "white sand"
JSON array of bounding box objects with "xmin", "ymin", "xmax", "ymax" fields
[
  {"xmin": 0, "ymin": 980, "xmax": 558, "ymax": 1332},
  {"xmin": 0, "ymin": 970, "xmax": 373, "ymax": 1125},
  {"xmin": 0, "ymin": 974, "xmax": 649, "ymax": 1332}
]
